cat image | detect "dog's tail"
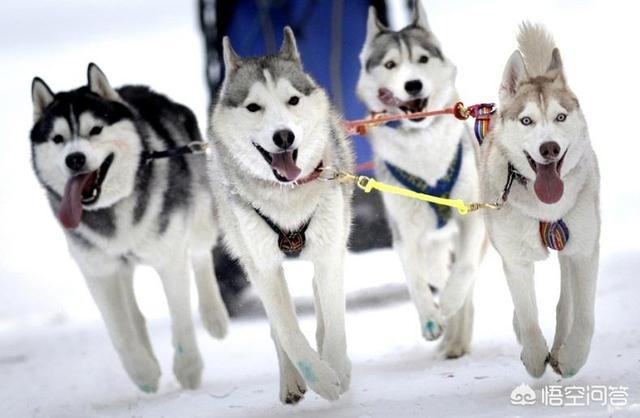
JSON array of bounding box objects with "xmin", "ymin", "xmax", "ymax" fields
[{"xmin": 517, "ymin": 22, "xmax": 556, "ymax": 77}]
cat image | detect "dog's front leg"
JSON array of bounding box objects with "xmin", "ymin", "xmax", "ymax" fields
[
  {"xmin": 249, "ymin": 265, "xmax": 341, "ymax": 402},
  {"xmin": 313, "ymin": 251, "xmax": 351, "ymax": 394},
  {"xmin": 550, "ymin": 256, "xmax": 574, "ymax": 357},
  {"xmin": 550, "ymin": 251, "xmax": 598, "ymax": 377},
  {"xmin": 157, "ymin": 248, "xmax": 203, "ymax": 390},
  {"xmin": 440, "ymin": 215, "xmax": 484, "ymax": 318},
  {"xmin": 83, "ymin": 262, "xmax": 161, "ymax": 392},
  {"xmin": 503, "ymin": 259, "xmax": 549, "ymax": 377}
]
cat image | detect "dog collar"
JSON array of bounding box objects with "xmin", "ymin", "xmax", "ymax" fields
[
  {"xmin": 292, "ymin": 161, "xmax": 324, "ymax": 186},
  {"xmin": 500, "ymin": 163, "xmax": 570, "ymax": 251},
  {"xmin": 253, "ymin": 207, "xmax": 312, "ymax": 257}
]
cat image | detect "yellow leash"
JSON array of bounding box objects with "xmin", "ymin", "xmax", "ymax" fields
[{"xmin": 320, "ymin": 167, "xmax": 502, "ymax": 215}]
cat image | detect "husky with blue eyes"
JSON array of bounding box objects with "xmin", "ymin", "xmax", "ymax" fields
[
  {"xmin": 481, "ymin": 23, "xmax": 600, "ymax": 378},
  {"xmin": 208, "ymin": 27, "xmax": 354, "ymax": 404},
  {"xmin": 356, "ymin": 3, "xmax": 485, "ymax": 358},
  {"xmin": 29, "ymin": 63, "xmax": 229, "ymax": 392}
]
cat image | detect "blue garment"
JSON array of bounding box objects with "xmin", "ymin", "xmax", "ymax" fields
[{"xmin": 384, "ymin": 142, "xmax": 463, "ymax": 228}]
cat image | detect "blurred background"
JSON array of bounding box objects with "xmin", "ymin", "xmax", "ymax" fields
[{"xmin": 1, "ymin": 1, "xmax": 639, "ymax": 417}]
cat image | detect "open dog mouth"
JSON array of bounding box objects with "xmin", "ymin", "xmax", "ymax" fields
[
  {"xmin": 378, "ymin": 88, "xmax": 428, "ymax": 123},
  {"xmin": 524, "ymin": 150, "xmax": 567, "ymax": 204},
  {"xmin": 253, "ymin": 142, "xmax": 301, "ymax": 182},
  {"xmin": 58, "ymin": 153, "xmax": 114, "ymax": 229}
]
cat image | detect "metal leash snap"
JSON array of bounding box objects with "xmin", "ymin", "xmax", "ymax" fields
[{"xmin": 187, "ymin": 141, "xmax": 209, "ymax": 154}]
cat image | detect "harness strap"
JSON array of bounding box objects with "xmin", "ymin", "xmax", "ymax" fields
[
  {"xmin": 141, "ymin": 141, "xmax": 208, "ymax": 164},
  {"xmin": 253, "ymin": 207, "xmax": 312, "ymax": 257},
  {"xmin": 384, "ymin": 142, "xmax": 463, "ymax": 228}
]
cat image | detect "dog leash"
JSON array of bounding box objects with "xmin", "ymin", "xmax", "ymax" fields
[{"xmin": 141, "ymin": 141, "xmax": 209, "ymax": 164}]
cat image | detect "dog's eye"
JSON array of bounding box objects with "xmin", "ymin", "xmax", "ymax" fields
[
  {"xmin": 52, "ymin": 134, "xmax": 64, "ymax": 144},
  {"xmin": 384, "ymin": 60, "xmax": 396, "ymax": 70},
  {"xmin": 288, "ymin": 96, "xmax": 299, "ymax": 106},
  {"xmin": 89, "ymin": 126, "xmax": 103, "ymax": 136},
  {"xmin": 246, "ymin": 103, "xmax": 261, "ymax": 112},
  {"xmin": 555, "ymin": 113, "xmax": 567, "ymax": 122},
  {"xmin": 520, "ymin": 116, "xmax": 533, "ymax": 126},
  {"xmin": 418, "ymin": 55, "xmax": 429, "ymax": 64}
]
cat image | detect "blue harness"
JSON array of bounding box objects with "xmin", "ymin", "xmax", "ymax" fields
[{"xmin": 384, "ymin": 142, "xmax": 463, "ymax": 228}]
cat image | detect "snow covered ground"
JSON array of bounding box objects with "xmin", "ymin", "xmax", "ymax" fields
[{"xmin": 1, "ymin": 0, "xmax": 640, "ymax": 417}]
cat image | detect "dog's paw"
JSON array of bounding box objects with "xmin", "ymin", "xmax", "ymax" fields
[
  {"xmin": 549, "ymin": 343, "xmax": 589, "ymax": 378},
  {"xmin": 173, "ymin": 346, "xmax": 204, "ymax": 390},
  {"xmin": 121, "ymin": 349, "xmax": 161, "ymax": 393},
  {"xmin": 279, "ymin": 371, "xmax": 307, "ymax": 405},
  {"xmin": 422, "ymin": 318, "xmax": 444, "ymax": 341},
  {"xmin": 201, "ymin": 305, "xmax": 229, "ymax": 340},
  {"xmin": 520, "ymin": 341, "xmax": 549, "ymax": 378},
  {"xmin": 296, "ymin": 359, "xmax": 341, "ymax": 401},
  {"xmin": 331, "ymin": 356, "xmax": 352, "ymax": 394},
  {"xmin": 443, "ymin": 340, "xmax": 470, "ymax": 359}
]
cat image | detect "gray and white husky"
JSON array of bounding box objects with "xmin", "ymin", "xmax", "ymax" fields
[
  {"xmin": 481, "ymin": 23, "xmax": 600, "ymax": 378},
  {"xmin": 208, "ymin": 27, "xmax": 354, "ymax": 403},
  {"xmin": 30, "ymin": 63, "xmax": 229, "ymax": 392},
  {"xmin": 356, "ymin": 4, "xmax": 485, "ymax": 357}
]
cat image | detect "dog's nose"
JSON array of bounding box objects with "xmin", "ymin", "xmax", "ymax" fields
[
  {"xmin": 539, "ymin": 141, "xmax": 561, "ymax": 160},
  {"xmin": 65, "ymin": 152, "xmax": 86, "ymax": 172},
  {"xmin": 272, "ymin": 129, "xmax": 295, "ymax": 149},
  {"xmin": 404, "ymin": 80, "xmax": 423, "ymax": 96}
]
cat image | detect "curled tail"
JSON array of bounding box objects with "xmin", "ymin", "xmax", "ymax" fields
[{"xmin": 517, "ymin": 22, "xmax": 557, "ymax": 77}]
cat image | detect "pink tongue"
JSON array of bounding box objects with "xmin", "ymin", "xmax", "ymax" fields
[
  {"xmin": 58, "ymin": 174, "xmax": 92, "ymax": 229},
  {"xmin": 271, "ymin": 151, "xmax": 301, "ymax": 181},
  {"xmin": 378, "ymin": 88, "xmax": 404, "ymax": 107},
  {"xmin": 534, "ymin": 163, "xmax": 564, "ymax": 204}
]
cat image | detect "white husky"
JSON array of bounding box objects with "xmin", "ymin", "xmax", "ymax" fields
[
  {"xmin": 208, "ymin": 27, "xmax": 354, "ymax": 403},
  {"xmin": 356, "ymin": 4, "xmax": 485, "ymax": 357},
  {"xmin": 481, "ymin": 23, "xmax": 600, "ymax": 377}
]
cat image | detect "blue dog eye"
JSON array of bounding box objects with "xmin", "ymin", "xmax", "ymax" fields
[{"xmin": 520, "ymin": 116, "xmax": 533, "ymax": 126}]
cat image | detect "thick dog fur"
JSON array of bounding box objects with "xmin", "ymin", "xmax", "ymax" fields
[
  {"xmin": 480, "ymin": 23, "xmax": 600, "ymax": 378},
  {"xmin": 208, "ymin": 27, "xmax": 354, "ymax": 403},
  {"xmin": 356, "ymin": 4, "xmax": 485, "ymax": 357},
  {"xmin": 30, "ymin": 64, "xmax": 229, "ymax": 392}
]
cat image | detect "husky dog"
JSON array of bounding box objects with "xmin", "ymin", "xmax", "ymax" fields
[
  {"xmin": 29, "ymin": 64, "xmax": 229, "ymax": 392},
  {"xmin": 480, "ymin": 23, "xmax": 600, "ymax": 377},
  {"xmin": 208, "ymin": 27, "xmax": 354, "ymax": 403},
  {"xmin": 356, "ymin": 4, "xmax": 485, "ymax": 357}
]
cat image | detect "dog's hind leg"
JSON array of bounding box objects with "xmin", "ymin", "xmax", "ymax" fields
[
  {"xmin": 157, "ymin": 247, "xmax": 204, "ymax": 390},
  {"xmin": 550, "ymin": 251, "xmax": 598, "ymax": 377},
  {"xmin": 503, "ymin": 260, "xmax": 549, "ymax": 377},
  {"xmin": 550, "ymin": 256, "xmax": 573, "ymax": 357},
  {"xmin": 82, "ymin": 260, "xmax": 161, "ymax": 393},
  {"xmin": 313, "ymin": 251, "xmax": 351, "ymax": 394},
  {"xmin": 192, "ymin": 249, "xmax": 229, "ymax": 339},
  {"xmin": 441, "ymin": 284, "xmax": 474, "ymax": 359},
  {"xmin": 272, "ymin": 327, "xmax": 307, "ymax": 404},
  {"xmin": 248, "ymin": 265, "xmax": 341, "ymax": 401}
]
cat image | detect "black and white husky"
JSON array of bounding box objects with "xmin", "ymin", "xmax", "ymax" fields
[
  {"xmin": 481, "ymin": 23, "xmax": 600, "ymax": 378},
  {"xmin": 208, "ymin": 28, "xmax": 354, "ymax": 404},
  {"xmin": 356, "ymin": 4, "xmax": 485, "ymax": 357},
  {"xmin": 29, "ymin": 64, "xmax": 229, "ymax": 392}
]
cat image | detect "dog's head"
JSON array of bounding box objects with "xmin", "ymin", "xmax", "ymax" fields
[
  {"xmin": 496, "ymin": 34, "xmax": 588, "ymax": 205},
  {"xmin": 30, "ymin": 63, "xmax": 142, "ymax": 229},
  {"xmin": 212, "ymin": 27, "xmax": 331, "ymax": 184},
  {"xmin": 356, "ymin": 3, "xmax": 457, "ymax": 127}
]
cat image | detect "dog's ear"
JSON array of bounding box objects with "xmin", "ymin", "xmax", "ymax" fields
[
  {"xmin": 222, "ymin": 36, "xmax": 241, "ymax": 72},
  {"xmin": 32, "ymin": 77, "xmax": 55, "ymax": 121},
  {"xmin": 500, "ymin": 50, "xmax": 527, "ymax": 101},
  {"xmin": 280, "ymin": 26, "xmax": 301, "ymax": 65},
  {"xmin": 87, "ymin": 63, "xmax": 120, "ymax": 101},
  {"xmin": 365, "ymin": 6, "xmax": 386, "ymax": 44},
  {"xmin": 546, "ymin": 47, "xmax": 566, "ymax": 84},
  {"xmin": 412, "ymin": 0, "xmax": 431, "ymax": 31}
]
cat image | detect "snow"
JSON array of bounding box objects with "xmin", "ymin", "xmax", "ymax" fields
[{"xmin": 1, "ymin": 0, "xmax": 640, "ymax": 417}]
